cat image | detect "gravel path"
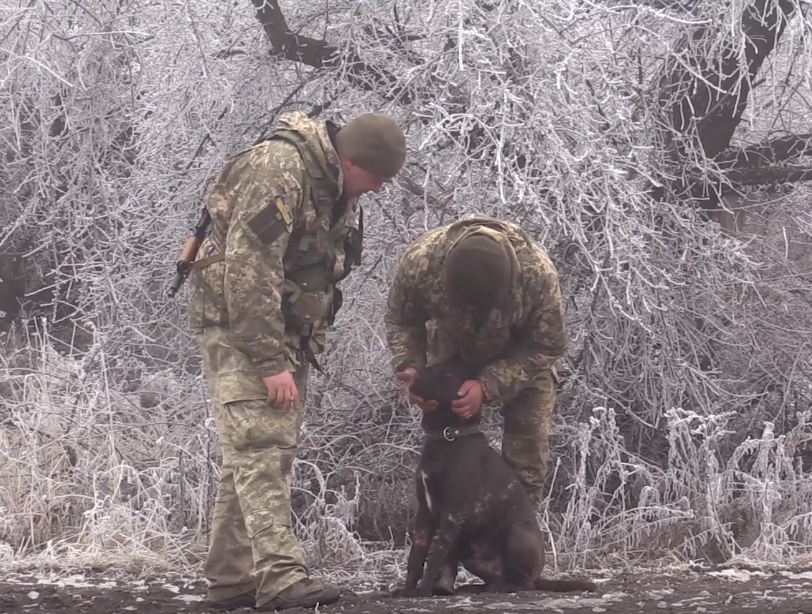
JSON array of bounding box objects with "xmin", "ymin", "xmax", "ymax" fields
[{"xmin": 2, "ymin": 565, "xmax": 812, "ymax": 613}]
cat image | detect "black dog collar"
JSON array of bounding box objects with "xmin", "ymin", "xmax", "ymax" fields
[{"xmin": 424, "ymin": 424, "xmax": 482, "ymax": 442}]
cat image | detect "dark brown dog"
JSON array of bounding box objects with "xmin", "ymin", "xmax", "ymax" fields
[{"xmin": 396, "ymin": 356, "xmax": 596, "ymax": 597}]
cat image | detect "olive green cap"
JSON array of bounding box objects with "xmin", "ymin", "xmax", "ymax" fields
[
  {"xmin": 336, "ymin": 113, "xmax": 406, "ymax": 179},
  {"xmin": 444, "ymin": 235, "xmax": 511, "ymax": 310}
]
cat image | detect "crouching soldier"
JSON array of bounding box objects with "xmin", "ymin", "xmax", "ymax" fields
[{"xmin": 385, "ymin": 215, "xmax": 567, "ymax": 508}]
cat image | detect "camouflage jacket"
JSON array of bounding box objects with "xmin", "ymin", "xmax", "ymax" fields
[
  {"xmin": 384, "ymin": 215, "xmax": 566, "ymax": 406},
  {"xmin": 188, "ymin": 111, "xmax": 362, "ymax": 378}
]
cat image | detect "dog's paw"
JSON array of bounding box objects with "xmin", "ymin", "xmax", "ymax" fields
[
  {"xmin": 390, "ymin": 585, "xmax": 419, "ymax": 598},
  {"xmin": 432, "ymin": 584, "xmax": 456, "ymax": 597},
  {"xmin": 396, "ymin": 586, "xmax": 433, "ymax": 598},
  {"xmin": 456, "ymin": 582, "xmax": 489, "ymax": 595}
]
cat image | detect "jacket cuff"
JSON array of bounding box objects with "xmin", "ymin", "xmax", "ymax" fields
[
  {"xmin": 393, "ymin": 351, "xmax": 427, "ymax": 373},
  {"xmin": 254, "ymin": 355, "xmax": 289, "ymax": 379},
  {"xmin": 478, "ymin": 369, "xmax": 502, "ymax": 406}
]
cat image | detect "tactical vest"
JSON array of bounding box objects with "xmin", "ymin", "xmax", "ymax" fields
[
  {"xmin": 268, "ymin": 127, "xmax": 363, "ymax": 342},
  {"xmin": 193, "ymin": 127, "xmax": 362, "ymax": 367}
]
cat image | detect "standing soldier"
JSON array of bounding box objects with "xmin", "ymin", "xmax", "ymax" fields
[
  {"xmin": 385, "ymin": 215, "xmax": 567, "ymax": 509},
  {"xmin": 188, "ymin": 111, "xmax": 406, "ymax": 611}
]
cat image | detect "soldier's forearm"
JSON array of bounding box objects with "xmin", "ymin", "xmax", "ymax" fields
[
  {"xmin": 222, "ymin": 232, "xmax": 290, "ymax": 378},
  {"xmin": 480, "ymin": 282, "xmax": 567, "ymax": 404},
  {"xmin": 234, "ymin": 338, "xmax": 288, "ymax": 379},
  {"xmin": 386, "ymin": 326, "xmax": 428, "ymax": 373},
  {"xmin": 385, "ymin": 256, "xmax": 431, "ymax": 373},
  {"xmin": 253, "ymin": 353, "xmax": 289, "ymax": 379},
  {"xmin": 478, "ymin": 345, "xmax": 563, "ymax": 406},
  {"xmin": 223, "ymin": 177, "xmax": 301, "ymax": 378},
  {"xmin": 225, "ymin": 292, "xmax": 289, "ymax": 378}
]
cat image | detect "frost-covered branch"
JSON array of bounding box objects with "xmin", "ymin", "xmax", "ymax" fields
[{"xmin": 250, "ymin": 0, "xmax": 416, "ymax": 104}]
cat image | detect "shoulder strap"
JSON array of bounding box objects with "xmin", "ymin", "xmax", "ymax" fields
[{"xmin": 267, "ymin": 129, "xmax": 313, "ymax": 213}]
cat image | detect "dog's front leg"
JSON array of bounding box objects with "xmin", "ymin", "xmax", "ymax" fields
[
  {"xmin": 394, "ymin": 491, "xmax": 435, "ymax": 597},
  {"xmin": 411, "ymin": 513, "xmax": 462, "ymax": 597},
  {"xmin": 402, "ymin": 519, "xmax": 433, "ymax": 590}
]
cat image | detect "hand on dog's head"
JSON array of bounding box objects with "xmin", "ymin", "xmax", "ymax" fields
[{"xmin": 408, "ymin": 357, "xmax": 479, "ymax": 429}]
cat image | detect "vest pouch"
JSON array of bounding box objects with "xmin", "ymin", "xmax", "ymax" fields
[
  {"xmin": 295, "ymin": 227, "xmax": 338, "ymax": 274},
  {"xmin": 296, "ymin": 234, "xmax": 324, "ymax": 266},
  {"xmin": 282, "ymin": 264, "xmax": 332, "ymax": 334}
]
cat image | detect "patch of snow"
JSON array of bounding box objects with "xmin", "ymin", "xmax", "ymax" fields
[
  {"xmin": 780, "ymin": 570, "xmax": 812, "ymax": 581},
  {"xmin": 160, "ymin": 583, "xmax": 180, "ymax": 593},
  {"xmin": 475, "ymin": 597, "xmax": 621, "ymax": 611},
  {"xmin": 647, "ymin": 588, "xmax": 674, "ymax": 597},
  {"xmin": 482, "ymin": 601, "xmax": 521, "ymax": 610},
  {"xmin": 28, "ymin": 574, "xmax": 117, "ymax": 589},
  {"xmin": 600, "ymin": 591, "xmax": 629, "ymax": 599},
  {"xmin": 708, "ymin": 569, "xmax": 753, "ymax": 582},
  {"xmin": 672, "ymin": 596, "xmax": 712, "ymax": 605}
]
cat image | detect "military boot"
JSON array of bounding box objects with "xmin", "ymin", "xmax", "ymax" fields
[
  {"xmin": 256, "ymin": 578, "xmax": 341, "ymax": 611},
  {"xmin": 207, "ymin": 591, "xmax": 255, "ymax": 610}
]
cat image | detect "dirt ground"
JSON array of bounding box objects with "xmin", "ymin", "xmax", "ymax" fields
[{"xmin": 2, "ymin": 565, "xmax": 812, "ymax": 614}]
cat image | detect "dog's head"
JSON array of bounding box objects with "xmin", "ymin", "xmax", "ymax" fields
[{"xmin": 408, "ymin": 356, "xmax": 480, "ymax": 432}]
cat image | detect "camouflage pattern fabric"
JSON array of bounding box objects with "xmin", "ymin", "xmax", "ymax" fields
[
  {"xmin": 187, "ymin": 111, "xmax": 361, "ymax": 605},
  {"xmin": 201, "ymin": 324, "xmax": 310, "ymax": 604},
  {"xmin": 385, "ymin": 215, "xmax": 567, "ymax": 502},
  {"xmin": 501, "ymin": 368, "xmax": 556, "ymax": 507},
  {"xmin": 188, "ymin": 111, "xmax": 362, "ymax": 377}
]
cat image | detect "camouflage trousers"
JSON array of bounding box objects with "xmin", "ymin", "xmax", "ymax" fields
[
  {"xmin": 199, "ymin": 324, "xmax": 310, "ymax": 606},
  {"xmin": 498, "ymin": 368, "xmax": 557, "ymax": 509}
]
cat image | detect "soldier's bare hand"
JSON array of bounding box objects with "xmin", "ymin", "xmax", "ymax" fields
[
  {"xmin": 396, "ymin": 368, "xmax": 438, "ymax": 411},
  {"xmin": 263, "ymin": 370, "xmax": 301, "ymax": 412},
  {"xmin": 451, "ymin": 380, "xmax": 483, "ymax": 419}
]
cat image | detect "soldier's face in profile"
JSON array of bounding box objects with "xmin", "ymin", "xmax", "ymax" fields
[{"xmin": 342, "ymin": 160, "xmax": 388, "ymax": 198}]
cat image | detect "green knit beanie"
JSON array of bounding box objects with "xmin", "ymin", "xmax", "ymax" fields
[
  {"xmin": 336, "ymin": 113, "xmax": 406, "ymax": 179},
  {"xmin": 444, "ymin": 234, "xmax": 511, "ymax": 310}
]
